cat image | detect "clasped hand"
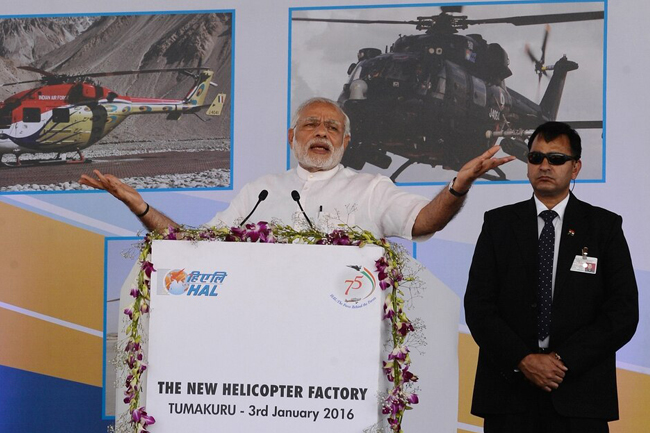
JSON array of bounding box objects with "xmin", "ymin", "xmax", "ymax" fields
[{"xmin": 518, "ymin": 353, "xmax": 568, "ymax": 392}]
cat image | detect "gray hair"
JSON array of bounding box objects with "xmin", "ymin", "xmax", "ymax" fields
[{"xmin": 290, "ymin": 97, "xmax": 351, "ymax": 137}]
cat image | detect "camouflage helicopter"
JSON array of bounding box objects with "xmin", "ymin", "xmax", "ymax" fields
[
  {"xmin": 0, "ymin": 67, "xmax": 225, "ymax": 166},
  {"xmin": 293, "ymin": 6, "xmax": 603, "ymax": 181}
]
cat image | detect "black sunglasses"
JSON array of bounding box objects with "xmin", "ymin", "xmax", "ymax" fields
[{"xmin": 527, "ymin": 151, "xmax": 577, "ymax": 165}]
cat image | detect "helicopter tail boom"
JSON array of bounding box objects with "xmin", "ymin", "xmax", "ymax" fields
[{"xmin": 540, "ymin": 56, "xmax": 578, "ymax": 120}]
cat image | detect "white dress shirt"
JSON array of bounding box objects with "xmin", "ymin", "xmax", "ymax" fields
[
  {"xmin": 206, "ymin": 165, "xmax": 431, "ymax": 240},
  {"xmin": 534, "ymin": 193, "xmax": 570, "ymax": 347}
]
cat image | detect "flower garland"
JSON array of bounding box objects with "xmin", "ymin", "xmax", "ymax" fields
[{"xmin": 122, "ymin": 222, "xmax": 419, "ymax": 433}]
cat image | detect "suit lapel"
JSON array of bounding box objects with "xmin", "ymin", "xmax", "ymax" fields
[
  {"xmin": 554, "ymin": 194, "xmax": 588, "ymax": 300},
  {"xmin": 512, "ymin": 197, "xmax": 539, "ymax": 286}
]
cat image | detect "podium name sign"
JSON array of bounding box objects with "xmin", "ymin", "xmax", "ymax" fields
[{"xmin": 146, "ymin": 240, "xmax": 384, "ymax": 432}]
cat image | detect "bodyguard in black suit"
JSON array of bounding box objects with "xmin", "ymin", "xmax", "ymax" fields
[{"xmin": 465, "ymin": 122, "xmax": 638, "ymax": 433}]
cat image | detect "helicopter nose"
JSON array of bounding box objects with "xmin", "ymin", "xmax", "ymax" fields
[{"xmin": 349, "ymin": 79, "xmax": 368, "ymax": 100}]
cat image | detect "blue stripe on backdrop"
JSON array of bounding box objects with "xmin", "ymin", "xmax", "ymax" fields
[
  {"xmin": 417, "ymin": 238, "xmax": 650, "ymax": 371},
  {"xmin": 0, "ymin": 365, "xmax": 113, "ymax": 432}
]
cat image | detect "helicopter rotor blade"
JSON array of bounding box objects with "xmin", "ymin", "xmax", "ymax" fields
[
  {"xmin": 525, "ymin": 43, "xmax": 540, "ymax": 65},
  {"xmin": 18, "ymin": 66, "xmax": 57, "ymax": 77},
  {"xmin": 292, "ymin": 17, "xmax": 420, "ymax": 25},
  {"xmin": 61, "ymin": 67, "xmax": 210, "ymax": 80},
  {"xmin": 4, "ymin": 67, "xmax": 212, "ymax": 87},
  {"xmin": 466, "ymin": 11, "xmax": 603, "ymax": 27},
  {"xmin": 2, "ymin": 66, "xmax": 60, "ymax": 86},
  {"xmin": 525, "ymin": 43, "xmax": 544, "ymax": 81},
  {"xmin": 2, "ymin": 79, "xmax": 50, "ymax": 87},
  {"xmin": 540, "ymin": 24, "xmax": 550, "ymax": 66},
  {"xmin": 526, "ymin": 24, "xmax": 553, "ymax": 82},
  {"xmin": 12, "ymin": 66, "xmax": 209, "ymax": 82},
  {"xmin": 293, "ymin": 10, "xmax": 602, "ymax": 35}
]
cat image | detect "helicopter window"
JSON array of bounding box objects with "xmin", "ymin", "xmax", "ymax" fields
[
  {"xmin": 351, "ymin": 63, "xmax": 364, "ymax": 81},
  {"xmin": 52, "ymin": 108, "xmax": 71, "ymax": 123},
  {"xmin": 0, "ymin": 103, "xmax": 18, "ymax": 128},
  {"xmin": 357, "ymin": 57, "xmax": 389, "ymax": 81},
  {"xmin": 23, "ymin": 107, "xmax": 41, "ymax": 123},
  {"xmin": 432, "ymin": 68, "xmax": 446, "ymax": 100},
  {"xmin": 471, "ymin": 76, "xmax": 487, "ymax": 107},
  {"xmin": 383, "ymin": 57, "xmax": 416, "ymax": 82}
]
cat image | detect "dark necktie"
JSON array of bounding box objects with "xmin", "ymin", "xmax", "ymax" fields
[{"xmin": 537, "ymin": 209, "xmax": 558, "ymax": 342}]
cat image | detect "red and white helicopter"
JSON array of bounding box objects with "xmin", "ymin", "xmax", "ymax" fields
[{"xmin": 0, "ymin": 66, "xmax": 225, "ymax": 166}]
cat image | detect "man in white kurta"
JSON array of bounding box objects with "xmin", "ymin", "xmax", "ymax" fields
[
  {"xmin": 80, "ymin": 97, "xmax": 513, "ymax": 239},
  {"xmin": 206, "ymin": 164, "xmax": 430, "ymax": 239}
]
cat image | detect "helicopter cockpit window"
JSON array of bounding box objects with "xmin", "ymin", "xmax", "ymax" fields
[
  {"xmin": 0, "ymin": 102, "xmax": 18, "ymax": 128},
  {"xmin": 350, "ymin": 63, "xmax": 364, "ymax": 81},
  {"xmin": 52, "ymin": 108, "xmax": 71, "ymax": 123},
  {"xmin": 382, "ymin": 57, "xmax": 415, "ymax": 82},
  {"xmin": 471, "ymin": 76, "xmax": 487, "ymax": 107},
  {"xmin": 356, "ymin": 57, "xmax": 389, "ymax": 81},
  {"xmin": 23, "ymin": 107, "xmax": 41, "ymax": 123}
]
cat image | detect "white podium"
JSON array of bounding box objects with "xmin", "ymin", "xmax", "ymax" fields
[{"xmin": 115, "ymin": 240, "xmax": 459, "ymax": 432}]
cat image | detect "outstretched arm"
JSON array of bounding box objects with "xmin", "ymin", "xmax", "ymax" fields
[
  {"xmin": 412, "ymin": 145, "xmax": 515, "ymax": 237},
  {"xmin": 79, "ymin": 170, "xmax": 178, "ymax": 232}
]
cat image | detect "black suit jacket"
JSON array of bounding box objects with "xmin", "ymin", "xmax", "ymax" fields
[{"xmin": 464, "ymin": 193, "xmax": 638, "ymax": 420}]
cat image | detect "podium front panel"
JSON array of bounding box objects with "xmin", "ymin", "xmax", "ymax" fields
[{"xmin": 145, "ymin": 240, "xmax": 384, "ymax": 432}]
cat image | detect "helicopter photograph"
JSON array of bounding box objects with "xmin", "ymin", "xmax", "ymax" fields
[
  {"xmin": 290, "ymin": 1, "xmax": 604, "ymax": 183},
  {"xmin": 0, "ymin": 12, "xmax": 232, "ymax": 192}
]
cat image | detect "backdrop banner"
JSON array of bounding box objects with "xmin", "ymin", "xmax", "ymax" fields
[{"xmin": 145, "ymin": 240, "xmax": 384, "ymax": 432}]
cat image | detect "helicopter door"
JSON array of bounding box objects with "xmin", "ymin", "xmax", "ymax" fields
[
  {"xmin": 444, "ymin": 61, "xmax": 469, "ymax": 118},
  {"xmin": 88, "ymin": 105, "xmax": 108, "ymax": 146},
  {"xmin": 469, "ymin": 76, "xmax": 488, "ymax": 123},
  {"xmin": 431, "ymin": 67, "xmax": 446, "ymax": 101},
  {"xmin": 470, "ymin": 76, "xmax": 487, "ymax": 108}
]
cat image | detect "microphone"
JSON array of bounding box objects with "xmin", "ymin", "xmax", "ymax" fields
[
  {"xmin": 291, "ymin": 190, "xmax": 314, "ymax": 230},
  {"xmin": 239, "ymin": 190, "xmax": 268, "ymax": 226}
]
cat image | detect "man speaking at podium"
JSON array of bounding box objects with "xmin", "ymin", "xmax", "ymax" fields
[{"xmin": 80, "ymin": 97, "xmax": 513, "ymax": 239}]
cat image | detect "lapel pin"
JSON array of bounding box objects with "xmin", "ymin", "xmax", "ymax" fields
[{"xmin": 567, "ymin": 229, "xmax": 575, "ymax": 236}]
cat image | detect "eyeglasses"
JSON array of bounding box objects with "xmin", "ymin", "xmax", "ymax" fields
[{"xmin": 527, "ymin": 151, "xmax": 577, "ymax": 165}]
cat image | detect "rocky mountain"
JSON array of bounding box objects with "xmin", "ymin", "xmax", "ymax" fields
[
  {"xmin": 0, "ymin": 17, "xmax": 95, "ymax": 99},
  {"xmin": 0, "ymin": 17, "xmax": 95, "ymax": 65},
  {"xmin": 1, "ymin": 13, "xmax": 232, "ymax": 141}
]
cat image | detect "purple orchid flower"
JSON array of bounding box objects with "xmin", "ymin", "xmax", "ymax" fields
[
  {"xmin": 406, "ymin": 392, "xmax": 419, "ymax": 404},
  {"xmin": 141, "ymin": 261, "xmax": 155, "ymax": 278},
  {"xmin": 329, "ymin": 230, "xmax": 352, "ymax": 245},
  {"xmin": 396, "ymin": 320, "xmax": 414, "ymax": 336},
  {"xmin": 388, "ymin": 346, "xmax": 409, "ymax": 361},
  {"xmin": 401, "ymin": 366, "xmax": 419, "ymax": 383}
]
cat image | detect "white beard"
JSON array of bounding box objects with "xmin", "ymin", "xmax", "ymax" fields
[{"xmin": 292, "ymin": 137, "xmax": 345, "ymax": 171}]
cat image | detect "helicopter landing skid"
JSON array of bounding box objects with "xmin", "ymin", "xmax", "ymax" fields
[
  {"xmin": 389, "ymin": 159, "xmax": 416, "ymax": 182},
  {"xmin": 1, "ymin": 153, "xmax": 92, "ymax": 168},
  {"xmin": 478, "ymin": 166, "xmax": 507, "ymax": 181},
  {"xmin": 63, "ymin": 151, "xmax": 89, "ymax": 164}
]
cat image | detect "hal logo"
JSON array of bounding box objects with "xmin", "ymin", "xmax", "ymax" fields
[{"xmin": 159, "ymin": 269, "xmax": 228, "ymax": 297}]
